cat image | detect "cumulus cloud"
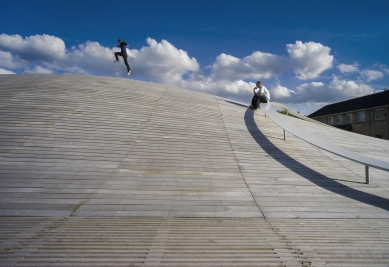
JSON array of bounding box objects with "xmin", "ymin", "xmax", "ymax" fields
[
  {"xmin": 0, "ymin": 34, "xmax": 200, "ymax": 80},
  {"xmin": 0, "ymin": 33, "xmax": 381, "ymax": 110},
  {"xmin": 328, "ymin": 76, "xmax": 374, "ymax": 98},
  {"xmin": 0, "ymin": 68, "xmax": 15, "ymax": 74},
  {"xmin": 361, "ymin": 69, "xmax": 384, "ymax": 82},
  {"xmin": 210, "ymin": 51, "xmax": 289, "ymax": 81},
  {"xmin": 0, "ymin": 50, "xmax": 27, "ymax": 69},
  {"xmin": 337, "ymin": 63, "xmax": 359, "ymax": 73},
  {"xmin": 336, "ymin": 63, "xmax": 385, "ymax": 82},
  {"xmin": 175, "ymin": 73, "xmax": 256, "ymax": 103},
  {"xmin": 173, "ymin": 50, "xmax": 289, "ymax": 102},
  {"xmin": 0, "ymin": 34, "xmax": 66, "ymax": 62},
  {"xmin": 66, "ymin": 38, "xmax": 199, "ymax": 81},
  {"xmin": 127, "ymin": 38, "xmax": 199, "ymax": 84},
  {"xmin": 68, "ymin": 41, "xmax": 121, "ymax": 75},
  {"xmin": 269, "ymin": 83, "xmax": 293, "ymax": 99},
  {"xmin": 287, "ymin": 41, "xmax": 333, "ymax": 80},
  {"xmin": 0, "ymin": 51, "xmax": 17, "ymax": 68},
  {"xmin": 273, "ymin": 76, "xmax": 374, "ymax": 104},
  {"xmin": 205, "ymin": 41, "xmax": 334, "ymax": 84},
  {"xmin": 24, "ymin": 66, "xmax": 53, "ymax": 74}
]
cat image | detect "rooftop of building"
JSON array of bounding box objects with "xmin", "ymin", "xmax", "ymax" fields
[
  {"xmin": 308, "ymin": 90, "xmax": 389, "ymax": 118},
  {"xmin": 0, "ymin": 74, "xmax": 388, "ymax": 265}
]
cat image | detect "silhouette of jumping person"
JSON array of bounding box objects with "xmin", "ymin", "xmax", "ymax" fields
[{"xmin": 114, "ymin": 39, "xmax": 131, "ymax": 75}]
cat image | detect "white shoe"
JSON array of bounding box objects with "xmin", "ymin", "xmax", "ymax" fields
[
  {"xmin": 114, "ymin": 60, "xmax": 119, "ymax": 63},
  {"xmin": 127, "ymin": 70, "xmax": 131, "ymax": 76}
]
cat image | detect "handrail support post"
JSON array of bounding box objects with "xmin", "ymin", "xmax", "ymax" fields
[
  {"xmin": 365, "ymin": 165, "xmax": 370, "ymax": 184},
  {"xmin": 284, "ymin": 129, "xmax": 286, "ymax": 140}
]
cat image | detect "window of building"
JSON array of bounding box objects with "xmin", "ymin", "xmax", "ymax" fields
[
  {"xmin": 328, "ymin": 116, "xmax": 333, "ymax": 125},
  {"xmin": 320, "ymin": 118, "xmax": 324, "ymax": 123},
  {"xmin": 346, "ymin": 113, "xmax": 353, "ymax": 123},
  {"xmin": 357, "ymin": 111, "xmax": 365, "ymax": 122},
  {"xmin": 336, "ymin": 115, "xmax": 342, "ymax": 124},
  {"xmin": 375, "ymin": 108, "xmax": 384, "ymax": 120}
]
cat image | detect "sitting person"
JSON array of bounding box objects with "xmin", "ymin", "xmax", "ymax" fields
[{"xmin": 250, "ymin": 81, "xmax": 270, "ymax": 110}]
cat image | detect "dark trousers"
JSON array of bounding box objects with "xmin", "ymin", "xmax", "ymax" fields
[
  {"xmin": 251, "ymin": 95, "xmax": 268, "ymax": 108},
  {"xmin": 115, "ymin": 52, "xmax": 131, "ymax": 71}
]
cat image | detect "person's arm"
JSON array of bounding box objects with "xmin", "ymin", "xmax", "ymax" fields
[
  {"xmin": 253, "ymin": 87, "xmax": 257, "ymax": 95},
  {"xmin": 257, "ymin": 87, "xmax": 264, "ymax": 96}
]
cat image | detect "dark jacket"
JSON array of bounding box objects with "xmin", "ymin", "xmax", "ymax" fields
[{"xmin": 117, "ymin": 42, "xmax": 128, "ymax": 54}]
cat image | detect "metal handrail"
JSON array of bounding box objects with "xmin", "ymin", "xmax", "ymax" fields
[
  {"xmin": 260, "ymin": 103, "xmax": 389, "ymax": 184},
  {"xmin": 270, "ymin": 102, "xmax": 329, "ymax": 126}
]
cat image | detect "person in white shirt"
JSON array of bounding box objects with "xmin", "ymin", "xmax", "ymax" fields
[{"xmin": 250, "ymin": 81, "xmax": 270, "ymax": 110}]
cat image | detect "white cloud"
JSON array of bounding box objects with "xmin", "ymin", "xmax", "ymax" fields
[
  {"xmin": 127, "ymin": 38, "xmax": 199, "ymax": 84},
  {"xmin": 269, "ymin": 83, "xmax": 293, "ymax": 99},
  {"xmin": 361, "ymin": 69, "xmax": 384, "ymax": 82},
  {"xmin": 172, "ymin": 50, "xmax": 289, "ymax": 102},
  {"xmin": 0, "ymin": 50, "xmax": 27, "ymax": 68},
  {"xmin": 0, "ymin": 33, "xmax": 380, "ymax": 110},
  {"xmin": 329, "ymin": 76, "xmax": 374, "ymax": 97},
  {"xmin": 0, "ymin": 68, "xmax": 15, "ymax": 74},
  {"xmin": 270, "ymin": 76, "xmax": 374, "ymax": 104},
  {"xmin": 284, "ymin": 102, "xmax": 324, "ymax": 117},
  {"xmin": 24, "ymin": 66, "xmax": 53, "ymax": 74},
  {"xmin": 68, "ymin": 41, "xmax": 120, "ymax": 75},
  {"xmin": 287, "ymin": 41, "xmax": 333, "ymax": 80},
  {"xmin": 0, "ymin": 34, "xmax": 66, "ymax": 62},
  {"xmin": 0, "ymin": 34, "xmax": 199, "ymax": 80},
  {"xmin": 0, "ymin": 51, "xmax": 16, "ymax": 68},
  {"xmin": 337, "ymin": 63, "xmax": 359, "ymax": 73},
  {"xmin": 210, "ymin": 51, "xmax": 289, "ymax": 81},
  {"xmin": 292, "ymin": 82, "xmax": 328, "ymax": 102},
  {"xmin": 62, "ymin": 66, "xmax": 91, "ymax": 75},
  {"xmin": 176, "ymin": 73, "xmax": 256, "ymax": 103}
]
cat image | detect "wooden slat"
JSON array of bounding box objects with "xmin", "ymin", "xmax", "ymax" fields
[{"xmin": 0, "ymin": 74, "xmax": 389, "ymax": 266}]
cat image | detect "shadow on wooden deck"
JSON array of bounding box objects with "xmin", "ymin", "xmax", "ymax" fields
[{"xmin": 244, "ymin": 108, "xmax": 389, "ymax": 212}]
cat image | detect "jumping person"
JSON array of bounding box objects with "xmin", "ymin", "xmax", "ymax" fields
[
  {"xmin": 114, "ymin": 39, "xmax": 131, "ymax": 75},
  {"xmin": 250, "ymin": 81, "xmax": 270, "ymax": 110}
]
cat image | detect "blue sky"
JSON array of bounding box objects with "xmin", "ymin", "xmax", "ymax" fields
[{"xmin": 1, "ymin": 0, "xmax": 388, "ymax": 115}]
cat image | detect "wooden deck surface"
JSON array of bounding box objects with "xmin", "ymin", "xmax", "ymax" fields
[{"xmin": 0, "ymin": 74, "xmax": 388, "ymax": 266}]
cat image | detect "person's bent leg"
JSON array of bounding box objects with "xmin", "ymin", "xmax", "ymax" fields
[
  {"xmin": 251, "ymin": 95, "xmax": 258, "ymax": 108},
  {"xmin": 114, "ymin": 52, "xmax": 120, "ymax": 61},
  {"xmin": 258, "ymin": 96, "xmax": 268, "ymax": 107},
  {"xmin": 123, "ymin": 56, "xmax": 131, "ymax": 72}
]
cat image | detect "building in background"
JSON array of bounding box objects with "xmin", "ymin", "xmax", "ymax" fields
[{"xmin": 308, "ymin": 90, "xmax": 389, "ymax": 140}]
